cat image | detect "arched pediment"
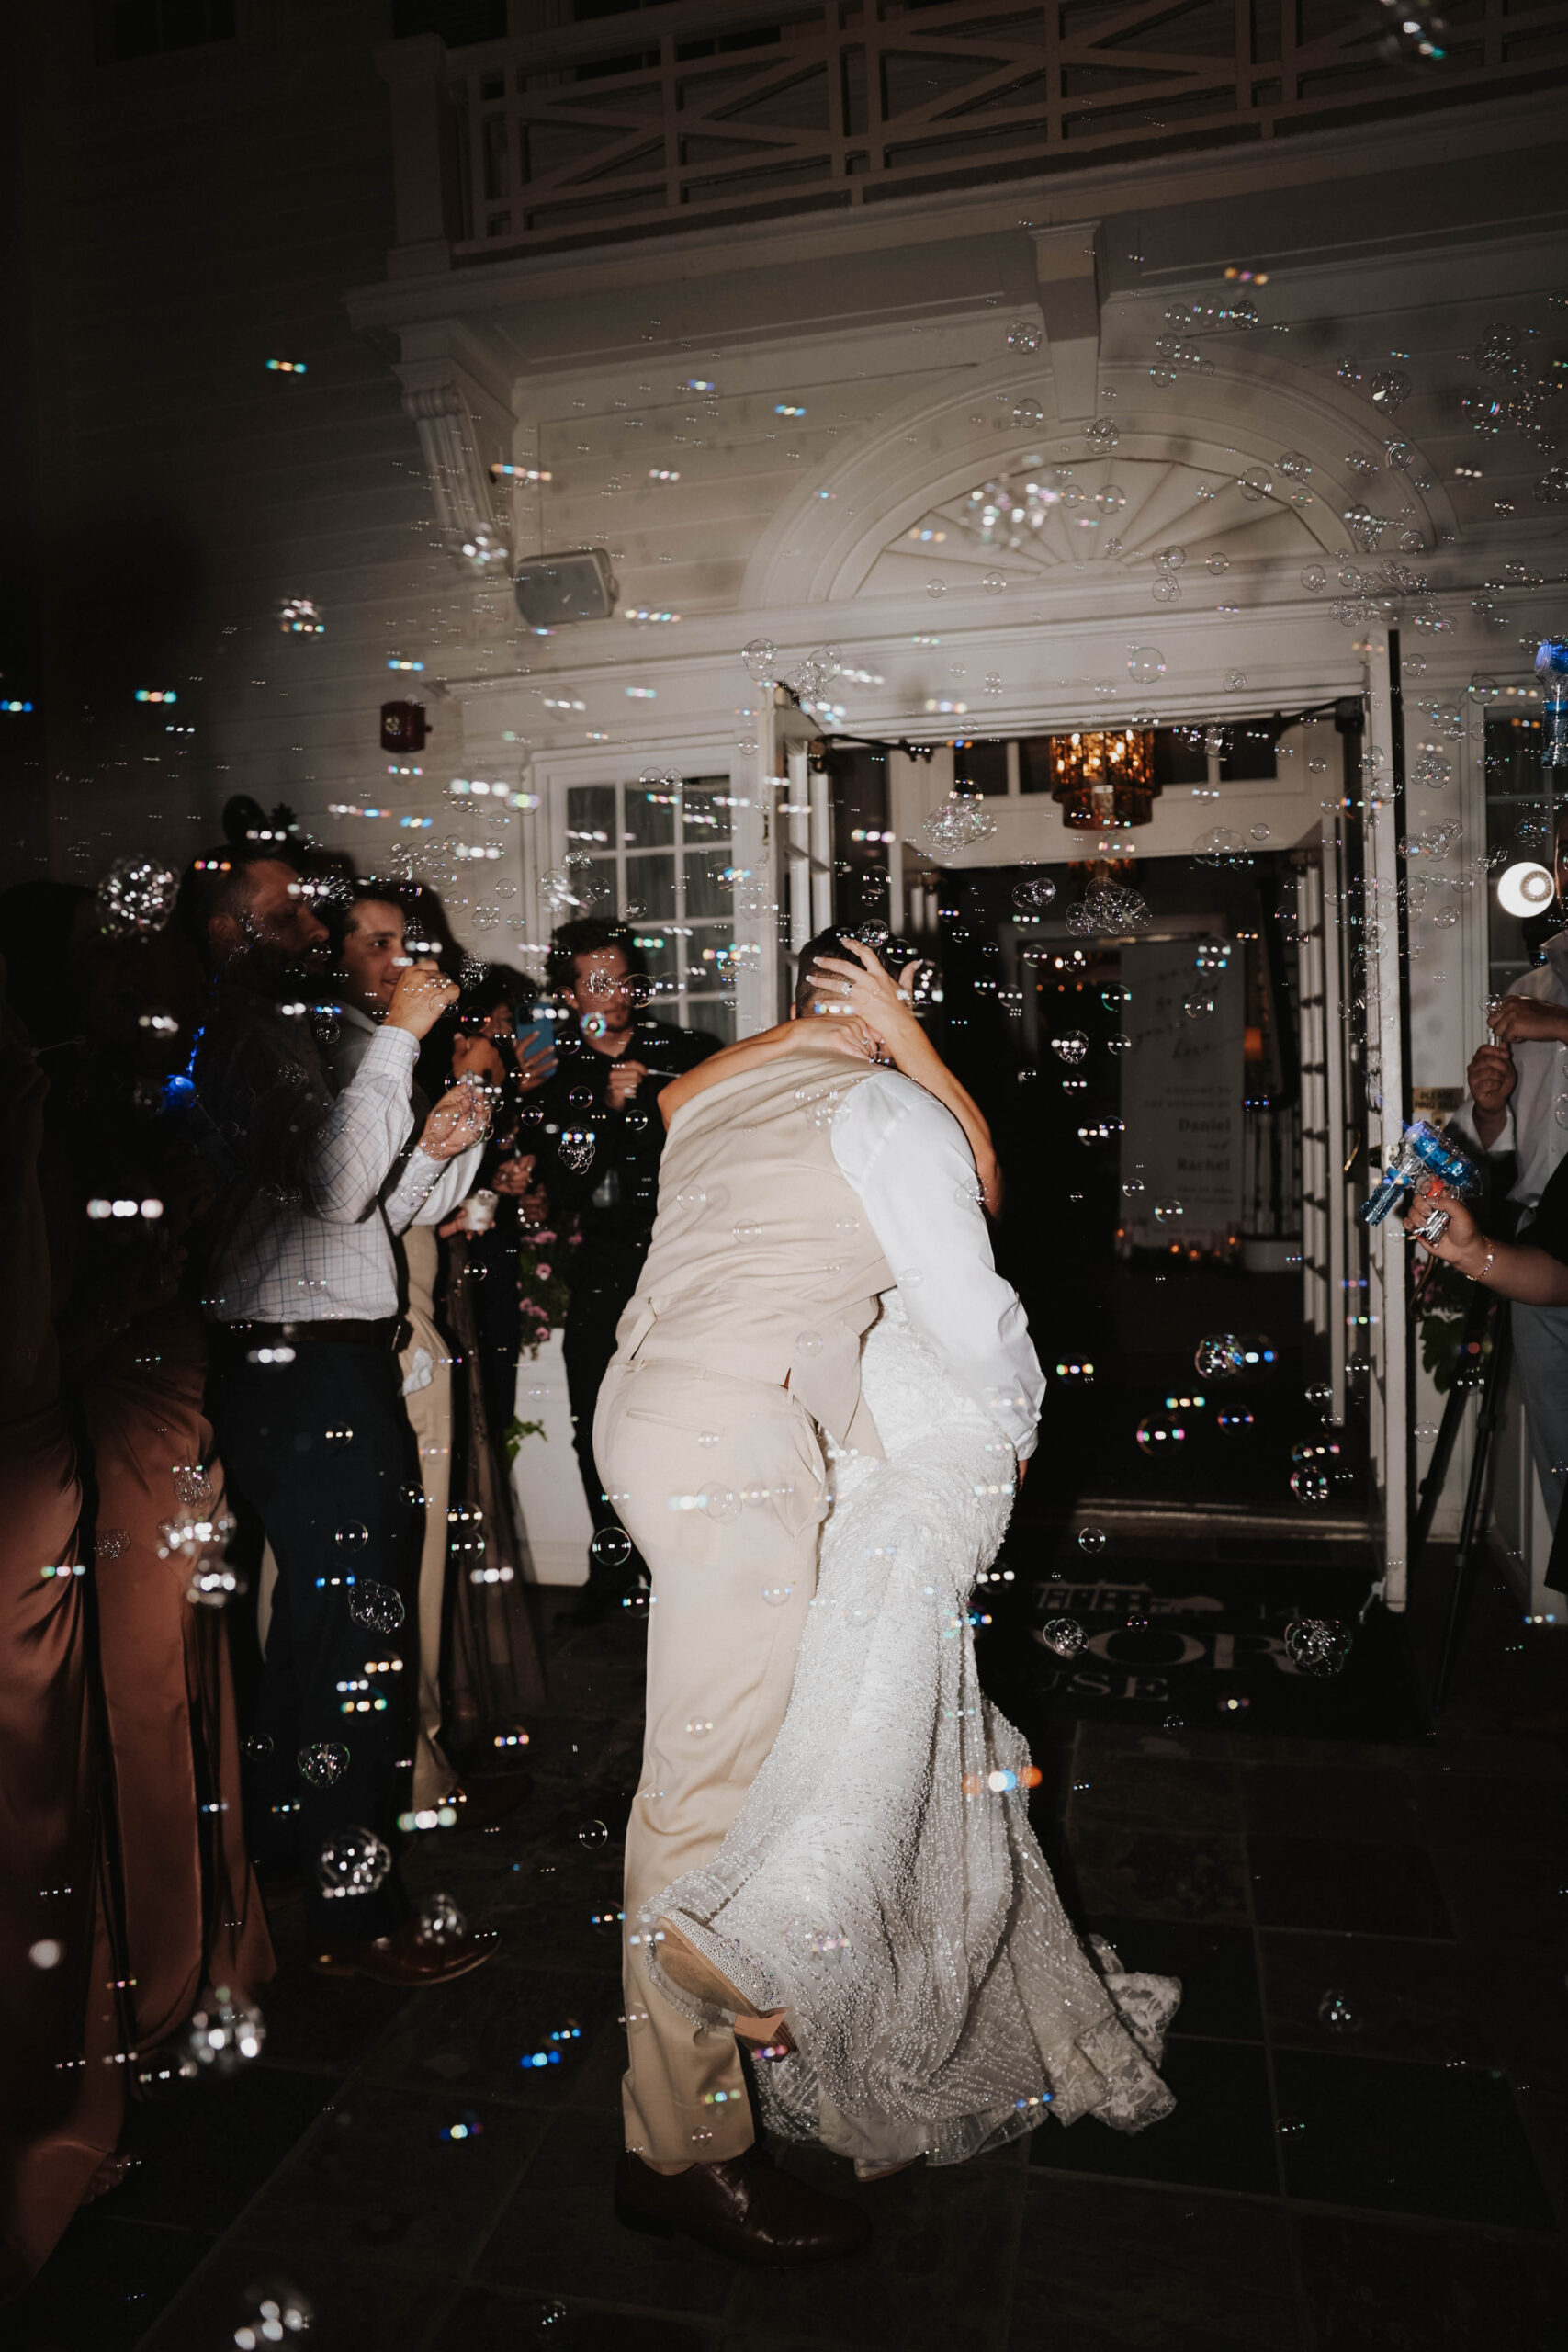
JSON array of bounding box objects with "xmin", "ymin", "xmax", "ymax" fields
[{"xmin": 739, "ymin": 343, "xmax": 1450, "ymax": 611}]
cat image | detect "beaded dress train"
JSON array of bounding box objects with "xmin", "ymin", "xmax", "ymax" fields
[{"xmin": 638, "ymin": 1295, "xmax": 1179, "ymax": 2167}]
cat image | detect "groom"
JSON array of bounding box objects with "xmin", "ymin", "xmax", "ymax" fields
[{"xmin": 600, "ymin": 930, "xmax": 1042, "ymax": 2262}]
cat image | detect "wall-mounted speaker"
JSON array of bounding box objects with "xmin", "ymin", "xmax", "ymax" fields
[{"xmin": 513, "ymin": 548, "xmax": 618, "ymax": 628}]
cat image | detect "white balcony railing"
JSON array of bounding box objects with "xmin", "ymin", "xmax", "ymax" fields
[{"xmin": 378, "ymin": 0, "xmax": 1568, "ymax": 266}]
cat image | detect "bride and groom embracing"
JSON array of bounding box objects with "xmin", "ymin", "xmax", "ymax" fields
[{"xmin": 596, "ymin": 927, "xmax": 1178, "ymax": 2265}]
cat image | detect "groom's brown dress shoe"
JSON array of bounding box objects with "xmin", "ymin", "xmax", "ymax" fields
[{"xmin": 615, "ymin": 2147, "xmax": 871, "ymax": 2265}]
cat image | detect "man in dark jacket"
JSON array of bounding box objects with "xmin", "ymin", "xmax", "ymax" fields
[{"xmin": 531, "ymin": 920, "xmax": 719, "ymax": 1620}]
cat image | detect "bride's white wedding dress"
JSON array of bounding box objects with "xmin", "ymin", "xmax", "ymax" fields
[{"xmin": 638, "ymin": 1295, "xmax": 1179, "ymax": 2168}]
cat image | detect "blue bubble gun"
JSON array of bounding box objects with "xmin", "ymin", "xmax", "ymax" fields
[
  {"xmin": 1539, "ymin": 639, "xmax": 1568, "ymax": 771},
  {"xmin": 1360, "ymin": 1119, "xmax": 1480, "ymax": 1241}
]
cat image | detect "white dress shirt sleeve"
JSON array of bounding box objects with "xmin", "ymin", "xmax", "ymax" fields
[
  {"xmin": 304, "ymin": 1025, "xmax": 419, "ymax": 1224},
  {"xmin": 830, "ymin": 1071, "xmax": 1044, "ymax": 1459},
  {"xmin": 390, "ymin": 1138, "xmax": 486, "ymax": 1231},
  {"xmin": 1449, "ymin": 1096, "xmax": 1516, "ymax": 1161}
]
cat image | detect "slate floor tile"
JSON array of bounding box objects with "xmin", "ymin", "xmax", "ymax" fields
[
  {"xmin": 8, "ymin": 2214, "xmax": 212, "ymax": 2352},
  {"xmin": 1272, "ymin": 2050, "xmax": 1554, "ymax": 2229},
  {"xmin": 427, "ymin": 2288, "xmax": 716, "ymax": 2351},
  {"xmin": 1293, "ymin": 2210, "xmax": 1567, "ymax": 2350},
  {"xmin": 1258, "ymin": 1932, "xmax": 1490, "ymax": 2065},
  {"xmin": 1066, "ymin": 1750, "xmax": 1243, "ymax": 1833},
  {"xmin": 473, "ymin": 2109, "xmax": 736, "ymax": 2318},
  {"xmin": 108, "ymin": 2062, "xmax": 335, "ymax": 2234},
  {"xmin": 231, "ymin": 2082, "xmax": 548, "ymax": 2274},
  {"xmin": 1029, "ymin": 2040, "xmax": 1277, "ymax": 2197},
  {"xmin": 1011, "ymin": 2177, "xmax": 1302, "ymax": 2351},
  {"xmin": 1432, "ymin": 1845, "xmax": 1568, "ymax": 1949},
  {"xmin": 132, "ymin": 2234, "xmax": 461, "ymax": 2352},
  {"xmin": 725, "ymin": 2140, "xmax": 1021, "ymax": 2352},
  {"xmin": 1069, "ymin": 1820, "xmax": 1253, "ymax": 1927},
  {"xmin": 1083, "ymin": 1916, "xmax": 1262, "ymax": 2041},
  {"xmin": 1416, "ymin": 1771, "xmax": 1568, "ymax": 1854},
  {"xmin": 355, "ymin": 1963, "xmax": 622, "ymax": 2108},
  {"xmin": 1242, "ymin": 1762, "xmax": 1419, "ymax": 1843},
  {"xmin": 1246, "ymin": 1835, "xmax": 1452, "ymax": 1939}
]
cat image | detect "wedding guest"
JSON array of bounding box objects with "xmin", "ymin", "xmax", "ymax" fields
[
  {"xmin": 0, "ymin": 1002, "xmax": 122, "ymax": 2289},
  {"xmin": 531, "ymin": 920, "xmax": 719, "ymax": 1623},
  {"xmin": 180, "ymin": 846, "xmax": 498, "ymax": 1984},
  {"xmin": 322, "ymin": 890, "xmax": 535, "ymax": 1829}
]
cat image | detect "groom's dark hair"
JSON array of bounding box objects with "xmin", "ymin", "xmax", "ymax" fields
[{"xmin": 793, "ymin": 924, "xmax": 919, "ymax": 1014}]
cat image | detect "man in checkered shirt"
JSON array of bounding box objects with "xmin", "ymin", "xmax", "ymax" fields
[{"xmin": 183, "ymin": 845, "xmax": 499, "ymax": 1986}]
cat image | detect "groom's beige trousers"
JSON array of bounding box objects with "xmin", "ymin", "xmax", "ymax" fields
[{"xmin": 597, "ymin": 1352, "xmax": 828, "ymax": 2165}]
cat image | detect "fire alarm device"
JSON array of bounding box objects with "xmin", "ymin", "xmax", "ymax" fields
[{"xmin": 380, "ymin": 701, "xmax": 428, "ymax": 752}]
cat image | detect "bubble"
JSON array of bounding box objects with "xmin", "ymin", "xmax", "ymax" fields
[
  {"xmin": 1126, "ymin": 646, "xmax": 1166, "ymax": 684},
  {"xmin": 416, "ymin": 1893, "xmax": 468, "ymax": 1947},
  {"xmin": 534, "ymin": 2304, "xmax": 570, "ymax": 2339},
  {"xmin": 314, "ymin": 1826, "xmax": 392, "ymax": 1900},
  {"xmin": 796, "ymin": 1329, "xmax": 824, "ymax": 1355},
  {"xmin": 96, "ymin": 854, "xmax": 178, "ymax": 937},
  {"xmin": 1370, "ymin": 367, "xmax": 1410, "ymax": 414},
  {"xmin": 243, "ymin": 1733, "xmax": 275, "ymax": 1760},
  {"xmin": 705, "ymin": 1488, "xmax": 741, "ymax": 1523},
  {"xmin": 1195, "ymin": 1334, "xmax": 1244, "ymax": 1378},
  {"xmin": 1154, "ymin": 1198, "xmax": 1183, "ymax": 1224},
  {"xmin": 95, "ymin": 1528, "xmax": 130, "ymax": 1560},
  {"xmin": 741, "ymin": 637, "xmax": 776, "ymax": 683},
  {"xmin": 926, "ymin": 578, "xmax": 947, "ymax": 598},
  {"xmin": 589, "ymin": 1527, "xmax": 632, "ymax": 1571},
  {"xmin": 230, "ymin": 2277, "xmax": 313, "ymax": 2352},
  {"xmin": 349, "ymin": 1580, "xmax": 405, "ymax": 1634},
  {"xmin": 1077, "ymin": 1527, "xmax": 1107, "ymax": 1555},
  {"xmin": 1012, "ymin": 875, "xmax": 1056, "ymax": 912},
  {"xmin": 1040, "ymin": 1616, "xmax": 1087, "ymax": 1659},
  {"xmin": 179, "ymin": 1984, "xmax": 265, "ymax": 2079},
  {"xmin": 1289, "ymin": 1468, "xmax": 1331, "ymax": 1508},
  {"xmin": 578, "ymin": 1820, "xmax": 609, "ymax": 1849},
  {"xmin": 1052, "ymin": 1031, "xmax": 1089, "ymax": 1067},
  {"xmin": 1285, "ymin": 1615, "xmax": 1354, "ymax": 1673},
  {"xmin": 1415, "ymin": 1425, "xmax": 1439, "ymax": 1442},
  {"xmin": 1304, "ymin": 1382, "xmax": 1334, "ymax": 1416},
  {"xmin": 297, "ymin": 1741, "xmax": 349, "ymax": 1787},
  {"xmin": 1194, "ymin": 827, "xmax": 1248, "ymax": 865},
  {"xmin": 1301, "ymin": 564, "xmax": 1327, "ymax": 594},
  {"xmin": 334, "ymin": 1521, "xmax": 368, "ymax": 1554},
  {"xmin": 1107, "ymin": 1033, "xmax": 1133, "ymax": 1057},
  {"xmin": 1223, "ymin": 669, "xmax": 1247, "ymax": 692},
  {"xmin": 1135, "ymin": 1413, "xmax": 1186, "ymax": 1456},
  {"xmin": 1237, "ymin": 466, "xmax": 1272, "ymax": 503},
  {"xmin": 1013, "ymin": 396, "xmax": 1043, "ymax": 424},
  {"xmin": 1316, "ymin": 1987, "xmax": 1361, "ymax": 2036},
  {"xmin": 685, "ymin": 1719, "xmax": 714, "ymax": 1737},
  {"xmin": 982, "ymin": 571, "xmax": 1008, "ymax": 594}
]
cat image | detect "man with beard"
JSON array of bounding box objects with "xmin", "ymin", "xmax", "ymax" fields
[{"xmin": 181, "ymin": 846, "xmax": 497, "ymax": 1984}]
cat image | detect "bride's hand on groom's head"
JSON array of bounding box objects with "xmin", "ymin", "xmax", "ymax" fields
[
  {"xmin": 810, "ymin": 939, "xmax": 918, "ymax": 1035},
  {"xmin": 794, "ymin": 1009, "xmax": 884, "ymax": 1063}
]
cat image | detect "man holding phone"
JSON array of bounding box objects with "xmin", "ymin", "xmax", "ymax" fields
[{"xmin": 529, "ymin": 919, "xmax": 719, "ymax": 1622}]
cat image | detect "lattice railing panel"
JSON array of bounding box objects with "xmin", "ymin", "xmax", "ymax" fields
[{"xmin": 431, "ymin": 0, "xmax": 1568, "ymax": 254}]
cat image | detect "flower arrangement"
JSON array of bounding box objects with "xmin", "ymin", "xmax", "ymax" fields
[{"xmin": 517, "ymin": 1220, "xmax": 580, "ymax": 1359}]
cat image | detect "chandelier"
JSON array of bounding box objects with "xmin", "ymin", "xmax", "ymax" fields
[{"xmin": 1048, "ymin": 729, "xmax": 1159, "ymax": 830}]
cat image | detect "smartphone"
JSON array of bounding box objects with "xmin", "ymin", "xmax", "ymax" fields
[{"xmin": 514, "ymin": 1019, "xmax": 558, "ymax": 1069}]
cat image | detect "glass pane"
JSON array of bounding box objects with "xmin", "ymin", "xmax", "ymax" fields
[
  {"xmin": 684, "ymin": 997, "xmax": 735, "ymax": 1046},
  {"xmin": 626, "ymin": 849, "xmax": 676, "ymax": 920},
  {"xmin": 684, "ymin": 845, "xmax": 735, "ymax": 921},
  {"xmin": 624, "ymin": 923, "xmax": 679, "ymax": 987},
  {"xmin": 954, "ymin": 739, "xmax": 1009, "ymax": 795},
  {"xmin": 678, "ymin": 777, "xmax": 732, "ymax": 846},
  {"xmin": 565, "ymin": 785, "xmax": 615, "ymax": 849},
  {"xmin": 623, "ymin": 782, "xmax": 676, "ymax": 850}
]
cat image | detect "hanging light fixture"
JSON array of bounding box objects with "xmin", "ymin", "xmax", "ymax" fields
[{"xmin": 1049, "ymin": 729, "xmax": 1160, "ymax": 830}]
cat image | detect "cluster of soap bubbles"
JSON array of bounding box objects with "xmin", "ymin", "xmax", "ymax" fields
[
  {"xmin": 1284, "ymin": 1617, "xmax": 1354, "ymax": 1677},
  {"xmin": 96, "ymin": 854, "xmax": 177, "ymax": 937},
  {"xmin": 315, "ymin": 1826, "xmax": 392, "ymax": 1898},
  {"xmin": 1151, "ymin": 544, "xmax": 1185, "ymax": 604},
  {"xmin": 922, "ymin": 796, "xmax": 997, "ymax": 852},
  {"xmin": 1066, "ymin": 880, "xmax": 1150, "ymax": 938}
]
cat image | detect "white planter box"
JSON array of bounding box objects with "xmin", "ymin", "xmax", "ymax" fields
[{"xmin": 510, "ymin": 1327, "xmax": 592, "ymax": 1585}]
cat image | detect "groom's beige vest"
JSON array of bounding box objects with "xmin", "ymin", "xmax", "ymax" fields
[{"xmin": 614, "ymin": 1049, "xmax": 896, "ymax": 1458}]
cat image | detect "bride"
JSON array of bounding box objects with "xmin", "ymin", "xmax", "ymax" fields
[{"xmin": 637, "ymin": 933, "xmax": 1178, "ymax": 2177}]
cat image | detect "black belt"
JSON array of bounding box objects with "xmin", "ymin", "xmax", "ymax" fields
[{"xmin": 213, "ymin": 1317, "xmax": 400, "ymax": 1353}]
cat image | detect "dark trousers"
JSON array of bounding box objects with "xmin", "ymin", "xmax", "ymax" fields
[
  {"xmin": 209, "ymin": 1340, "xmax": 419, "ymax": 1941},
  {"xmin": 562, "ymin": 1238, "xmax": 647, "ymax": 1573},
  {"xmin": 468, "ymin": 1219, "xmax": 524, "ymax": 1443}
]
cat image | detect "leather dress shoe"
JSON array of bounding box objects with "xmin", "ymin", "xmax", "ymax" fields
[
  {"xmin": 308, "ymin": 1915, "xmax": 502, "ymax": 1986},
  {"xmin": 448, "ymin": 1776, "xmax": 532, "ymax": 1830},
  {"xmin": 614, "ymin": 2146, "xmax": 870, "ymax": 2265}
]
